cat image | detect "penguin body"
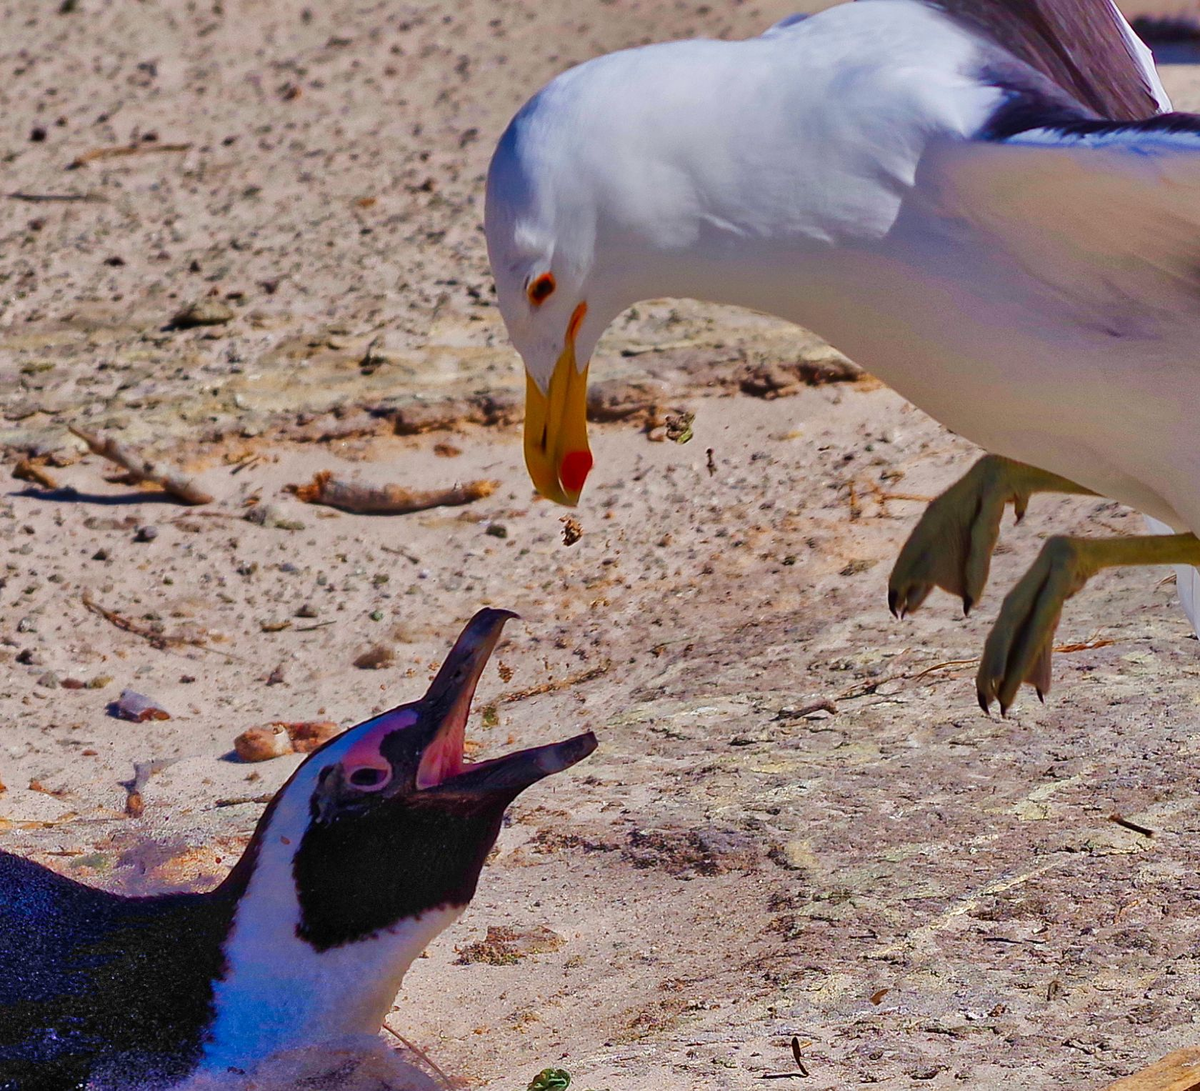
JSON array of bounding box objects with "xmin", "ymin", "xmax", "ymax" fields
[{"xmin": 0, "ymin": 610, "xmax": 596, "ymax": 1088}]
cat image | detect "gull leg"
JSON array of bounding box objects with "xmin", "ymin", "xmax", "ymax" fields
[
  {"xmin": 977, "ymin": 532, "xmax": 1200, "ymax": 714},
  {"xmin": 888, "ymin": 455, "xmax": 1094, "ymax": 617}
]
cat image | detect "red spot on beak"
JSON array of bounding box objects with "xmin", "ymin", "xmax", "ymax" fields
[{"xmin": 559, "ymin": 449, "xmax": 593, "ymax": 495}]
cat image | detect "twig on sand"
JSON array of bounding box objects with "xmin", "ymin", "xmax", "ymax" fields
[
  {"xmin": 500, "ymin": 661, "xmax": 611, "ymax": 704},
  {"xmin": 908, "ymin": 635, "xmax": 1116, "ymax": 685},
  {"xmin": 69, "ymin": 424, "xmax": 213, "ymax": 505},
  {"xmin": 12, "ymin": 459, "xmax": 60, "ymax": 490},
  {"xmin": 775, "ymin": 698, "xmax": 838, "ymax": 721},
  {"xmin": 380, "ymin": 1022, "xmax": 459, "ymax": 1089},
  {"xmin": 69, "ymin": 142, "xmax": 191, "ymax": 168},
  {"xmin": 381, "ymin": 544, "xmax": 421, "ymax": 564},
  {"xmin": 1109, "ymin": 813, "xmax": 1155, "ymax": 838},
  {"xmin": 7, "ymin": 191, "xmax": 105, "ymax": 203},
  {"xmin": 81, "ymin": 589, "xmax": 240, "ymax": 660},
  {"xmin": 287, "ymin": 470, "xmax": 497, "ymax": 515}
]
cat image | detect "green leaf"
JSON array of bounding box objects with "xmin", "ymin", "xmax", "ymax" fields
[{"xmin": 527, "ymin": 1068, "xmax": 571, "ymax": 1091}]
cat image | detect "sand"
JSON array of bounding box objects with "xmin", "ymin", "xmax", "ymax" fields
[{"xmin": 3, "ymin": 2, "xmax": 1200, "ymax": 1088}]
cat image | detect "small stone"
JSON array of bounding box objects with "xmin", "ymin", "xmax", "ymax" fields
[
  {"xmin": 134, "ymin": 525, "xmax": 158, "ymax": 543},
  {"xmin": 354, "ymin": 643, "xmax": 395, "ymax": 670},
  {"xmin": 369, "ymin": 609, "xmax": 384, "ymax": 622},
  {"xmin": 295, "ymin": 603, "xmax": 318, "ymax": 619},
  {"xmin": 244, "ymin": 505, "xmax": 304, "ymax": 532},
  {"xmin": 87, "ymin": 675, "xmax": 113, "ymax": 689},
  {"xmin": 560, "ymin": 516, "xmax": 583, "ymax": 547},
  {"xmin": 234, "ymin": 720, "xmax": 338, "ymax": 761},
  {"xmin": 485, "ymin": 523, "xmax": 508, "ymax": 539},
  {"xmin": 234, "ymin": 725, "xmax": 291, "ymax": 762},
  {"xmin": 92, "ymin": 548, "xmax": 109, "ymax": 561},
  {"xmin": 285, "ymin": 721, "xmax": 338, "ymax": 753},
  {"xmin": 171, "ymin": 299, "xmax": 234, "ymax": 328},
  {"xmin": 111, "ymin": 689, "xmax": 170, "ymax": 722},
  {"xmin": 16, "ymin": 617, "xmax": 36, "ymax": 633},
  {"xmin": 15, "ymin": 649, "xmax": 42, "ymax": 666},
  {"xmin": 60, "ymin": 677, "xmax": 86, "ymax": 690},
  {"xmin": 36, "ymin": 671, "xmax": 59, "ymax": 689}
]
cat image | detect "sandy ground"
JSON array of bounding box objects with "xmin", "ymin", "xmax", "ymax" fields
[{"xmin": 4, "ymin": 3, "xmax": 1200, "ymax": 1089}]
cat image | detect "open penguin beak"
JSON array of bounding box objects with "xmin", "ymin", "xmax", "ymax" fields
[
  {"xmin": 341, "ymin": 609, "xmax": 596, "ymax": 800},
  {"xmin": 524, "ymin": 303, "xmax": 593, "ymax": 506}
]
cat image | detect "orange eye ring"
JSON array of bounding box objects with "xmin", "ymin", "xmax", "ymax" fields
[{"xmin": 527, "ymin": 272, "xmax": 556, "ymax": 306}]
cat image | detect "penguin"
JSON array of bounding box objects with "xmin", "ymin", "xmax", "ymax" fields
[{"xmin": 0, "ymin": 609, "xmax": 597, "ymax": 1090}]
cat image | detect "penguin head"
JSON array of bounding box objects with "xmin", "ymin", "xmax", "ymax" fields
[{"xmin": 243, "ymin": 609, "xmax": 596, "ymax": 953}]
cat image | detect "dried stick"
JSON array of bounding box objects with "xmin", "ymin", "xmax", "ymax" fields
[
  {"xmin": 499, "ymin": 661, "xmax": 611, "ymax": 704},
  {"xmin": 7, "ymin": 191, "xmax": 105, "ymax": 203},
  {"xmin": 288, "ymin": 470, "xmax": 496, "ymax": 514},
  {"xmin": 82, "ymin": 589, "xmax": 200, "ymax": 651},
  {"xmin": 12, "ymin": 459, "xmax": 59, "ymax": 490},
  {"xmin": 69, "ymin": 142, "xmax": 191, "ymax": 168},
  {"xmin": 380, "ymin": 1022, "xmax": 459, "ymax": 1089},
  {"xmin": 81, "ymin": 589, "xmax": 242, "ymax": 661},
  {"xmin": 69, "ymin": 424, "xmax": 212, "ymax": 505}
]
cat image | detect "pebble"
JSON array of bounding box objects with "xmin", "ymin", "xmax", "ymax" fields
[
  {"xmin": 112, "ymin": 689, "xmax": 171, "ymax": 722},
  {"xmin": 244, "ymin": 505, "xmax": 303, "ymax": 531},
  {"xmin": 354, "ymin": 643, "xmax": 395, "ymax": 670},
  {"xmin": 171, "ymin": 299, "xmax": 234, "ymax": 328},
  {"xmin": 134, "ymin": 525, "xmax": 158, "ymax": 543},
  {"xmin": 36, "ymin": 672, "xmax": 59, "ymax": 689},
  {"xmin": 234, "ymin": 721, "xmax": 339, "ymax": 762},
  {"xmin": 295, "ymin": 603, "xmax": 318, "ymax": 618},
  {"xmin": 235, "ymin": 725, "xmax": 291, "ymax": 762}
]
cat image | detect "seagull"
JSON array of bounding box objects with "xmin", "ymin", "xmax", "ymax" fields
[{"xmin": 484, "ymin": 0, "xmax": 1200, "ymax": 713}]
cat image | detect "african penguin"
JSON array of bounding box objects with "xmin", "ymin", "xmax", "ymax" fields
[{"xmin": 0, "ymin": 609, "xmax": 597, "ymax": 1089}]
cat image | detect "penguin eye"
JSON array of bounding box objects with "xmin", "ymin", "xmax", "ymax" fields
[
  {"xmin": 347, "ymin": 766, "xmax": 390, "ymax": 791},
  {"xmin": 527, "ymin": 272, "xmax": 556, "ymax": 306}
]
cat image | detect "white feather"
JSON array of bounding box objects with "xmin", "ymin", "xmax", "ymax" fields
[{"xmin": 1145, "ymin": 515, "xmax": 1200, "ymax": 635}]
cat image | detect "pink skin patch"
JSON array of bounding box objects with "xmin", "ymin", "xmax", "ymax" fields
[
  {"xmin": 559, "ymin": 450, "xmax": 593, "ymax": 495},
  {"xmin": 341, "ymin": 708, "xmax": 418, "ymax": 791},
  {"xmin": 415, "ymin": 703, "xmax": 468, "ymax": 789}
]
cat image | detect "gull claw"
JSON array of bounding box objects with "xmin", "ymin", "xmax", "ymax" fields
[
  {"xmin": 975, "ymin": 537, "xmax": 1087, "ymax": 714},
  {"xmin": 888, "ymin": 458, "xmax": 1014, "ymax": 620}
]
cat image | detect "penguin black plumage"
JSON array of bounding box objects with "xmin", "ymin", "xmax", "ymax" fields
[{"xmin": 0, "ymin": 609, "xmax": 596, "ymax": 1090}]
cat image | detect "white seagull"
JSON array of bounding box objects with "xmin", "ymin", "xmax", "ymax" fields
[{"xmin": 484, "ymin": 0, "xmax": 1200, "ymax": 713}]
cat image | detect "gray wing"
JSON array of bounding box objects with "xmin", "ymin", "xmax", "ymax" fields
[{"xmin": 924, "ymin": 0, "xmax": 1168, "ymax": 118}]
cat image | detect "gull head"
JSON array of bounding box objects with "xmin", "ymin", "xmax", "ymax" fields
[
  {"xmin": 485, "ymin": 54, "xmax": 680, "ymax": 506},
  {"xmin": 486, "ymin": 111, "xmax": 601, "ymax": 507}
]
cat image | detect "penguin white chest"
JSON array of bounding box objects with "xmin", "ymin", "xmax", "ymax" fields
[
  {"xmin": 194, "ymin": 778, "xmax": 463, "ymax": 1076},
  {"xmin": 198, "ymin": 900, "xmax": 461, "ymax": 1074}
]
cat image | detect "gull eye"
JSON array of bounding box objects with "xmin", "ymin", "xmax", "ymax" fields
[{"xmin": 527, "ymin": 272, "xmax": 556, "ymax": 306}]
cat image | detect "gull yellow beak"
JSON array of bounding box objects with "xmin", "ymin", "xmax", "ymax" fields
[{"xmin": 523, "ymin": 303, "xmax": 592, "ymax": 506}]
